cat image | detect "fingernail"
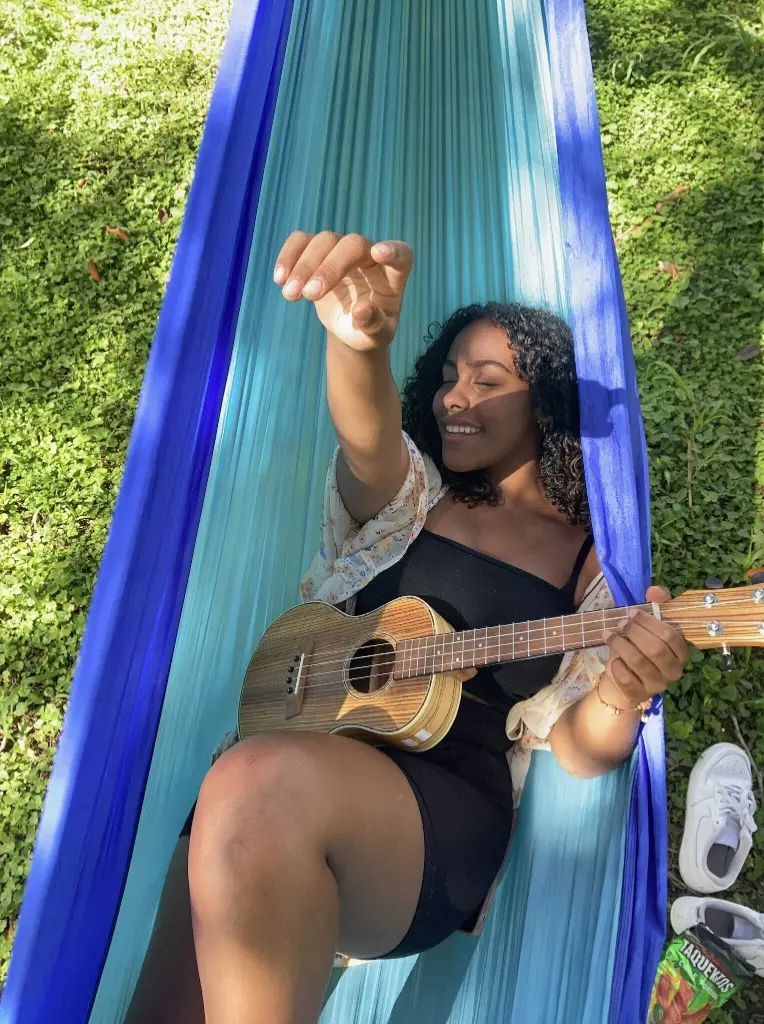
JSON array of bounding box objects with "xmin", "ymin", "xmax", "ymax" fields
[
  {"xmin": 603, "ymin": 629, "xmax": 613, "ymax": 641},
  {"xmin": 303, "ymin": 278, "xmax": 322, "ymax": 299},
  {"xmin": 628, "ymin": 608, "xmax": 640, "ymax": 620},
  {"xmin": 374, "ymin": 243, "xmax": 394, "ymax": 258},
  {"xmin": 283, "ymin": 279, "xmax": 301, "ymax": 300},
  {"xmin": 273, "ymin": 265, "xmax": 286, "ymax": 284}
]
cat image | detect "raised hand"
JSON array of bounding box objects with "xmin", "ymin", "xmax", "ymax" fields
[{"xmin": 273, "ymin": 231, "xmax": 414, "ymax": 351}]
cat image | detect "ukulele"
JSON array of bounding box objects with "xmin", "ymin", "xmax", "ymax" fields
[{"xmin": 238, "ymin": 585, "xmax": 764, "ymax": 752}]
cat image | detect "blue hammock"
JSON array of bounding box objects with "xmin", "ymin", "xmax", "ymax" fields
[{"xmin": 1, "ymin": 1, "xmax": 667, "ymax": 1022}]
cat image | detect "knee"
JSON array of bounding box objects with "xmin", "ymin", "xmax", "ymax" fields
[{"xmin": 188, "ymin": 737, "xmax": 326, "ymax": 905}]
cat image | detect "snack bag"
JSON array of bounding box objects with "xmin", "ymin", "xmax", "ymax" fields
[{"xmin": 647, "ymin": 924, "xmax": 754, "ymax": 1022}]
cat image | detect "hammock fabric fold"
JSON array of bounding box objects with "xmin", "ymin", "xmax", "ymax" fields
[{"xmin": 1, "ymin": 2, "xmax": 666, "ymax": 1022}]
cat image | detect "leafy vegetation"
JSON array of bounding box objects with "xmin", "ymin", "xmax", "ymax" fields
[
  {"xmin": 1, "ymin": 0, "xmax": 762, "ymax": 1017},
  {"xmin": 0, "ymin": 0, "xmax": 230, "ymax": 981},
  {"xmin": 588, "ymin": 0, "xmax": 764, "ymax": 1018}
]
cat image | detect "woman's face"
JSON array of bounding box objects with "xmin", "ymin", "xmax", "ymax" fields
[{"xmin": 431, "ymin": 320, "xmax": 537, "ymax": 474}]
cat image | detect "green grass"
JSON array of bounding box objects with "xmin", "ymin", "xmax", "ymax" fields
[
  {"xmin": 1, "ymin": 0, "xmax": 763, "ymax": 1017},
  {"xmin": 588, "ymin": 0, "xmax": 764, "ymax": 1018},
  {"xmin": 0, "ymin": 0, "xmax": 231, "ymax": 980}
]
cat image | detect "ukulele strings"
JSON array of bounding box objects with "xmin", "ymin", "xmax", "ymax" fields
[
  {"xmin": 278, "ymin": 606, "xmax": 641, "ymax": 683},
  {"xmin": 289, "ymin": 594, "xmax": 763, "ymax": 681},
  {"xmin": 243, "ymin": 636, "xmax": 617, "ymax": 713},
  {"xmin": 244, "ymin": 613, "xmax": 760, "ymax": 715},
  {"xmin": 243, "ymin": 617, "xmax": 758, "ymax": 706},
  {"xmin": 290, "ymin": 592, "xmax": 762, "ymax": 676},
  {"xmin": 288, "ymin": 617, "xmax": 763, "ymax": 684}
]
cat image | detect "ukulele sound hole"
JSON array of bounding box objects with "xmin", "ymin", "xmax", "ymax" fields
[{"xmin": 347, "ymin": 638, "xmax": 396, "ymax": 695}]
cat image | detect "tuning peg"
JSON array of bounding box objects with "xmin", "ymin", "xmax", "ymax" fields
[
  {"xmin": 721, "ymin": 643, "xmax": 735, "ymax": 672},
  {"xmin": 704, "ymin": 577, "xmax": 724, "ymax": 590}
]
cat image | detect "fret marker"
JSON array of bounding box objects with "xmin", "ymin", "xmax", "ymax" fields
[{"xmin": 478, "ymin": 643, "xmax": 483, "ymax": 648}]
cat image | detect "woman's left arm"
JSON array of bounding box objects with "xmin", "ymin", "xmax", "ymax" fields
[{"xmin": 549, "ymin": 585, "xmax": 689, "ymax": 779}]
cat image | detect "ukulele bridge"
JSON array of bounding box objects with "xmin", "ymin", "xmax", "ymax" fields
[{"xmin": 285, "ymin": 640, "xmax": 313, "ymax": 719}]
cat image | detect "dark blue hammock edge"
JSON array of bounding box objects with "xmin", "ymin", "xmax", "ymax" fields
[{"xmin": 544, "ymin": 0, "xmax": 667, "ymax": 1019}]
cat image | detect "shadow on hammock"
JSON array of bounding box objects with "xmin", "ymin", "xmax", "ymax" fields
[
  {"xmin": 389, "ymin": 937, "xmax": 479, "ymax": 1024},
  {"xmin": 325, "ymin": 932, "xmax": 479, "ymax": 1024},
  {"xmin": 577, "ymin": 380, "xmax": 628, "ymax": 439}
]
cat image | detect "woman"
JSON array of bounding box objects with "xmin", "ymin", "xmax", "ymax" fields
[{"xmin": 127, "ymin": 231, "xmax": 688, "ymax": 1024}]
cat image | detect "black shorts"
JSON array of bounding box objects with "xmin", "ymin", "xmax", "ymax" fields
[
  {"xmin": 181, "ymin": 699, "xmax": 513, "ymax": 957},
  {"xmin": 379, "ymin": 698, "xmax": 513, "ymax": 956}
]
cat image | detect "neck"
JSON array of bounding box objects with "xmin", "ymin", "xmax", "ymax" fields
[
  {"xmin": 393, "ymin": 603, "xmax": 654, "ymax": 679},
  {"xmin": 487, "ymin": 443, "xmax": 545, "ymax": 508}
]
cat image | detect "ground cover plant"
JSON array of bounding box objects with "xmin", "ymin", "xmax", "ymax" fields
[
  {"xmin": 0, "ymin": 0, "xmax": 231, "ymax": 981},
  {"xmin": 588, "ymin": 0, "xmax": 764, "ymax": 1017},
  {"xmin": 1, "ymin": 0, "xmax": 762, "ymax": 1016}
]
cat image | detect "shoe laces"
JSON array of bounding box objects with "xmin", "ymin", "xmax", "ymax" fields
[{"xmin": 715, "ymin": 781, "xmax": 758, "ymax": 835}]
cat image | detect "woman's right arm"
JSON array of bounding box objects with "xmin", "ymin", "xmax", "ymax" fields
[{"xmin": 274, "ymin": 231, "xmax": 414, "ymax": 524}]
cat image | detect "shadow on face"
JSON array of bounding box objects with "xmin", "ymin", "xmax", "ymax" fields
[{"xmin": 431, "ymin": 321, "xmax": 539, "ymax": 474}]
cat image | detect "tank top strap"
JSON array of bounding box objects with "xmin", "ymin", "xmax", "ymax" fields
[{"xmin": 561, "ymin": 534, "xmax": 595, "ymax": 603}]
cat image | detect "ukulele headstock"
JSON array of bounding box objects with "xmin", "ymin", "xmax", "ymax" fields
[{"xmin": 664, "ymin": 585, "xmax": 764, "ymax": 649}]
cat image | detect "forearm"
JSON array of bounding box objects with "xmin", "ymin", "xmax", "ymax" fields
[
  {"xmin": 326, "ymin": 335, "xmax": 408, "ymax": 522},
  {"xmin": 549, "ymin": 677, "xmax": 642, "ymax": 779},
  {"xmin": 327, "ymin": 334, "xmax": 402, "ymax": 475}
]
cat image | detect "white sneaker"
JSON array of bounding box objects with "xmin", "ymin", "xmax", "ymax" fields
[
  {"xmin": 671, "ymin": 896, "xmax": 764, "ymax": 976},
  {"xmin": 678, "ymin": 742, "xmax": 757, "ymax": 894}
]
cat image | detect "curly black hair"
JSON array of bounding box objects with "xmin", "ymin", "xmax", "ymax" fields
[{"xmin": 401, "ymin": 301, "xmax": 590, "ymax": 526}]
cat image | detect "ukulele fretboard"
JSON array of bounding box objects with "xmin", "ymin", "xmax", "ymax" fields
[{"xmin": 393, "ymin": 605, "xmax": 652, "ymax": 679}]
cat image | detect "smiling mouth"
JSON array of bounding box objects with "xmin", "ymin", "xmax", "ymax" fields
[
  {"xmin": 444, "ymin": 423, "xmax": 479, "ymax": 436},
  {"xmin": 442, "ymin": 425, "xmax": 482, "ymax": 439}
]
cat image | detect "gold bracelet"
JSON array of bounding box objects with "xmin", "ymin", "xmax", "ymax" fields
[{"xmin": 593, "ymin": 676, "xmax": 653, "ymax": 722}]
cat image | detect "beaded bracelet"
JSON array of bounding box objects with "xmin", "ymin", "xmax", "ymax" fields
[{"xmin": 592, "ymin": 676, "xmax": 653, "ymax": 723}]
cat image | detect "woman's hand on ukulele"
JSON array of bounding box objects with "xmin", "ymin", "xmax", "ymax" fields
[
  {"xmin": 599, "ymin": 585, "xmax": 689, "ymax": 710},
  {"xmin": 273, "ymin": 231, "xmax": 414, "ymax": 351}
]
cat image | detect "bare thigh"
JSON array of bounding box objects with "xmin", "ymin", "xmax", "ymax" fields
[{"xmin": 189, "ymin": 731, "xmax": 425, "ymax": 958}]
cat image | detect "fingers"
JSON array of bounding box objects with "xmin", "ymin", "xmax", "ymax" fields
[
  {"xmin": 605, "ymin": 630, "xmax": 669, "ymax": 693},
  {"xmin": 350, "ymin": 298, "xmax": 394, "ymax": 341},
  {"xmin": 274, "ymin": 231, "xmax": 373, "ymax": 301},
  {"xmin": 604, "ymin": 609, "xmax": 689, "ymax": 695},
  {"xmin": 605, "ymin": 656, "xmax": 646, "ymax": 700},
  {"xmin": 645, "ymin": 585, "xmax": 671, "ymax": 603},
  {"xmin": 636, "ymin": 607, "xmax": 690, "ymax": 665},
  {"xmin": 301, "ymin": 233, "xmax": 375, "ymax": 300},
  {"xmin": 273, "ymin": 230, "xmax": 317, "ymax": 285},
  {"xmin": 280, "ymin": 232, "xmax": 342, "ymax": 299},
  {"xmin": 272, "ymin": 232, "xmax": 413, "ymax": 303},
  {"xmin": 369, "ymin": 240, "xmax": 414, "ymax": 286}
]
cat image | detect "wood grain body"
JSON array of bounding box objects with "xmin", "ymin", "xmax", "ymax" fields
[{"xmin": 238, "ymin": 597, "xmax": 469, "ymax": 751}]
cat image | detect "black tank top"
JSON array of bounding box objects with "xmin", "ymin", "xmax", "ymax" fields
[{"xmin": 354, "ymin": 529, "xmax": 594, "ymax": 713}]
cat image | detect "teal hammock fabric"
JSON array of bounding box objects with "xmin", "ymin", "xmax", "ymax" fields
[
  {"xmin": 3, "ymin": 1, "xmax": 663, "ymax": 1022},
  {"xmin": 92, "ymin": 1, "xmax": 635, "ymax": 1020}
]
